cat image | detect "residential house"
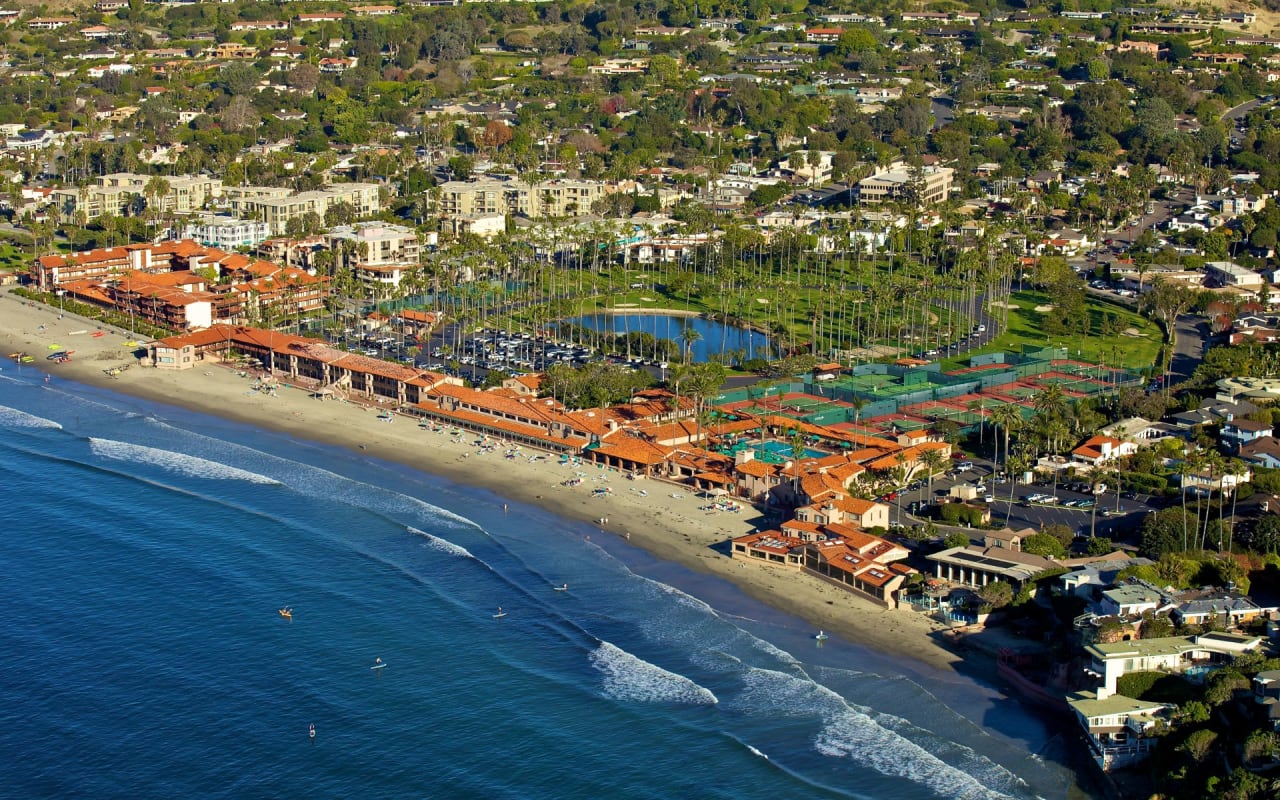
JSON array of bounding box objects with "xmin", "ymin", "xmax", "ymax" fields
[
  {"xmin": 1170, "ymin": 592, "xmax": 1274, "ymax": 627},
  {"xmin": 1240, "ymin": 436, "xmax": 1280, "ymax": 469},
  {"xmin": 1099, "ymin": 582, "xmax": 1167, "ymax": 618},
  {"xmin": 1205, "ymin": 260, "xmax": 1264, "ymax": 289},
  {"xmin": 1220, "ymin": 418, "xmax": 1273, "ymax": 452},
  {"xmin": 805, "ymin": 28, "xmax": 843, "ymax": 43},
  {"xmin": 1253, "ymin": 669, "xmax": 1280, "ymax": 730},
  {"xmin": 928, "ymin": 539, "xmax": 1057, "ymax": 590},
  {"xmin": 1084, "ymin": 632, "xmax": 1263, "ymax": 697},
  {"xmin": 1072, "ymin": 435, "xmax": 1137, "ymax": 466},
  {"xmin": 1067, "ymin": 691, "xmax": 1171, "ymax": 771}
]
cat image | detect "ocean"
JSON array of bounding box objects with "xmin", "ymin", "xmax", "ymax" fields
[{"xmin": 0, "ymin": 366, "xmax": 1078, "ymax": 800}]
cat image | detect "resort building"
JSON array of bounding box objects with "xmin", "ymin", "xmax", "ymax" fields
[
  {"xmin": 730, "ymin": 523, "xmax": 916, "ymax": 608},
  {"xmin": 149, "ymin": 326, "xmax": 459, "ymax": 407},
  {"xmin": 799, "ymin": 535, "xmax": 915, "ymax": 608},
  {"xmin": 794, "ymin": 496, "xmax": 889, "ymax": 530},
  {"xmin": 38, "ymin": 240, "xmax": 329, "ymax": 326},
  {"xmin": 1070, "ymin": 435, "xmax": 1136, "ymax": 466}
]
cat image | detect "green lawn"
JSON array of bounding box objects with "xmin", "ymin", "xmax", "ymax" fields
[{"xmin": 943, "ymin": 290, "xmax": 1161, "ymax": 372}]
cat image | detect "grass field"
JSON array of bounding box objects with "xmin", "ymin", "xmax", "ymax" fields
[{"xmin": 942, "ymin": 290, "xmax": 1162, "ymax": 372}]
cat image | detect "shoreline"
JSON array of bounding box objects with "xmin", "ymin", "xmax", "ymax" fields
[{"xmin": 0, "ymin": 292, "xmax": 967, "ymax": 673}]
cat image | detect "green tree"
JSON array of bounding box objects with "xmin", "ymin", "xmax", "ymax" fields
[
  {"xmin": 978, "ymin": 580, "xmax": 1014, "ymax": 609},
  {"xmin": 1022, "ymin": 533, "xmax": 1067, "ymax": 558}
]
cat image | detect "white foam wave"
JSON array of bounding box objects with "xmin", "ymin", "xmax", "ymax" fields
[
  {"xmin": 733, "ymin": 667, "xmax": 1021, "ymax": 800},
  {"xmin": 88, "ymin": 438, "xmax": 281, "ymax": 484},
  {"xmin": 590, "ymin": 642, "xmax": 718, "ymax": 706},
  {"xmin": 407, "ymin": 526, "xmax": 476, "ymax": 559},
  {"xmin": 0, "ymin": 404, "xmax": 62, "ymax": 429},
  {"xmin": 136, "ymin": 419, "xmax": 482, "ymax": 532},
  {"xmin": 646, "ymin": 576, "xmax": 716, "ymax": 613}
]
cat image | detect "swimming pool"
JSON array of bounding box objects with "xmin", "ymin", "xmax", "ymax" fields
[{"xmin": 754, "ymin": 440, "xmax": 829, "ymax": 461}]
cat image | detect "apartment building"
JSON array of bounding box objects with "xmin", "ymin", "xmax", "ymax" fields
[
  {"xmin": 855, "ymin": 163, "xmax": 954, "ymax": 206},
  {"xmin": 326, "ymin": 222, "xmax": 420, "ymax": 287},
  {"xmin": 52, "ymin": 172, "xmax": 223, "ymax": 220},
  {"xmin": 223, "ymin": 183, "xmax": 382, "ymax": 235},
  {"xmin": 182, "ymin": 214, "xmax": 273, "ymax": 250},
  {"xmin": 436, "ymin": 177, "xmax": 606, "ymax": 219}
]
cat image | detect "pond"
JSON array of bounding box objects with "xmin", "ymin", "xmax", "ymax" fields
[{"xmin": 564, "ymin": 313, "xmax": 772, "ymax": 364}]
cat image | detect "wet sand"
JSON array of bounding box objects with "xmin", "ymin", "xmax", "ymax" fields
[{"xmin": 0, "ymin": 291, "xmax": 964, "ymax": 671}]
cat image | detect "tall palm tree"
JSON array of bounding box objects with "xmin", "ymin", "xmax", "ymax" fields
[
  {"xmin": 789, "ymin": 429, "xmax": 807, "ymax": 501},
  {"xmin": 1199, "ymin": 449, "xmax": 1225, "ymax": 551},
  {"xmin": 989, "ymin": 402, "xmax": 1022, "ymax": 473},
  {"xmin": 679, "ymin": 324, "xmax": 703, "ymax": 364},
  {"xmin": 918, "ymin": 446, "xmax": 945, "ymax": 500}
]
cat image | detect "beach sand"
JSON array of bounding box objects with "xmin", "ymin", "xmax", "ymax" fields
[{"xmin": 0, "ymin": 292, "xmax": 964, "ymax": 671}]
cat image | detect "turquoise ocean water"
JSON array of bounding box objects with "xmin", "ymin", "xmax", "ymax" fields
[{"xmin": 0, "ymin": 365, "xmax": 1075, "ymax": 799}]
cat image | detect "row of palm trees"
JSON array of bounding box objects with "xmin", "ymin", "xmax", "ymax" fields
[{"xmin": 349, "ymin": 209, "xmax": 1029, "ymax": 367}]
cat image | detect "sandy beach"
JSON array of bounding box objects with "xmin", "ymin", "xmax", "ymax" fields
[{"xmin": 0, "ymin": 291, "xmax": 966, "ymax": 671}]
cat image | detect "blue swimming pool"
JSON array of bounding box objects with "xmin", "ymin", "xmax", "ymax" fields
[
  {"xmin": 1183, "ymin": 664, "xmax": 1220, "ymax": 682},
  {"xmin": 756, "ymin": 440, "xmax": 829, "ymax": 461}
]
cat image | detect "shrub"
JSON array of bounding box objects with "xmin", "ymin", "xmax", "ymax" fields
[{"xmin": 939, "ymin": 503, "xmax": 984, "ymax": 527}]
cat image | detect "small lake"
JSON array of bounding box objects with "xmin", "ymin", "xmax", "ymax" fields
[{"xmin": 565, "ymin": 313, "xmax": 772, "ymax": 363}]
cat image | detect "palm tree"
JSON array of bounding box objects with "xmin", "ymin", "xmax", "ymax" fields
[
  {"xmin": 1198, "ymin": 449, "xmax": 1225, "ymax": 551},
  {"xmin": 918, "ymin": 447, "xmax": 945, "ymax": 500},
  {"xmin": 1005, "ymin": 449, "xmax": 1028, "ymax": 524},
  {"xmin": 989, "ymin": 402, "xmax": 1022, "ymax": 473},
  {"xmin": 679, "ymin": 324, "xmax": 703, "ymax": 364},
  {"xmin": 1033, "ymin": 384, "xmax": 1069, "ymax": 431},
  {"xmin": 1176, "ymin": 450, "xmax": 1200, "ymax": 552},
  {"xmin": 789, "ymin": 429, "xmax": 807, "ymax": 502}
]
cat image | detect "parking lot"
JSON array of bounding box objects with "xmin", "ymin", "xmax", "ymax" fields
[
  {"xmin": 308, "ymin": 325, "xmax": 637, "ymax": 382},
  {"xmin": 890, "ymin": 457, "xmax": 1158, "ymax": 545}
]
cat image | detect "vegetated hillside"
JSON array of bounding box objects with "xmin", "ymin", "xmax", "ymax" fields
[{"xmin": 9, "ymin": 0, "xmax": 79, "ymax": 9}]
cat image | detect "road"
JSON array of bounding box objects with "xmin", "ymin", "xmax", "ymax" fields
[
  {"xmin": 930, "ymin": 96, "xmax": 955, "ymax": 130},
  {"xmin": 1168, "ymin": 313, "xmax": 1207, "ymax": 386},
  {"xmin": 1222, "ymin": 97, "xmax": 1264, "ymax": 123}
]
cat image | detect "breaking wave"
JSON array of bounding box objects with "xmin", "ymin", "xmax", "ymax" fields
[
  {"xmin": 88, "ymin": 438, "xmax": 280, "ymax": 484},
  {"xmin": 590, "ymin": 642, "xmax": 718, "ymax": 706},
  {"xmin": 0, "ymin": 404, "xmax": 62, "ymax": 429}
]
